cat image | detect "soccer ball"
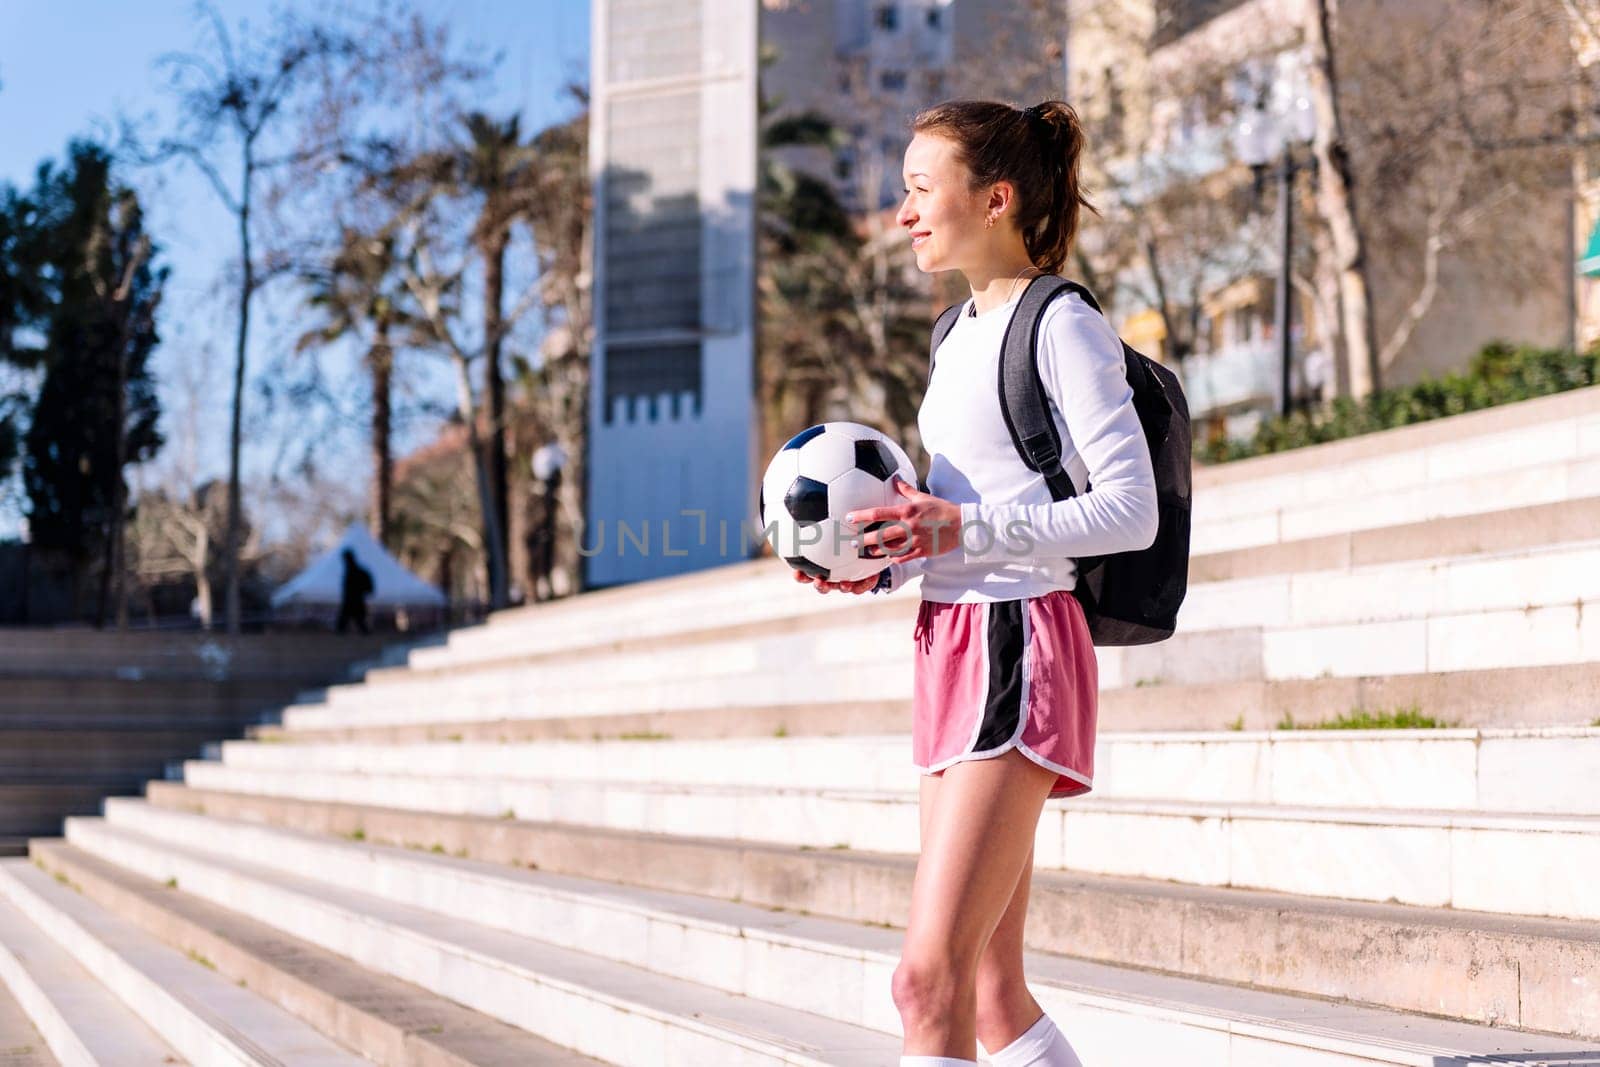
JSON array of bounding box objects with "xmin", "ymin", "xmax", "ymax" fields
[{"xmin": 759, "ymin": 421, "xmax": 917, "ymax": 583}]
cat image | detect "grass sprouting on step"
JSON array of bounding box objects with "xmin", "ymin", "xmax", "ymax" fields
[
  {"xmin": 774, "ymin": 724, "xmax": 789, "ymax": 738},
  {"xmin": 1225, "ymin": 715, "xmax": 1245, "ymax": 731},
  {"xmin": 187, "ymin": 949, "xmax": 216, "ymax": 971},
  {"xmin": 344, "ymin": 828, "xmax": 366, "ymax": 842},
  {"xmin": 618, "ymin": 730, "xmax": 671, "ymax": 741},
  {"xmin": 1276, "ymin": 704, "xmax": 1455, "ymax": 731}
]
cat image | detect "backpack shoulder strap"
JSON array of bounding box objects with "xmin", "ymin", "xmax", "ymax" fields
[
  {"xmin": 927, "ymin": 302, "xmax": 963, "ymax": 381},
  {"xmin": 999, "ymin": 275, "xmax": 1080, "ymax": 502}
]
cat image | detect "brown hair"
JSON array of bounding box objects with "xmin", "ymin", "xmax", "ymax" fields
[{"xmin": 911, "ymin": 99, "xmax": 1098, "ymax": 276}]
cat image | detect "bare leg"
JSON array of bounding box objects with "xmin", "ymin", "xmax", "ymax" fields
[
  {"xmin": 975, "ymin": 840, "xmax": 1044, "ymax": 1055},
  {"xmin": 894, "ymin": 748, "xmax": 1057, "ymax": 1058}
]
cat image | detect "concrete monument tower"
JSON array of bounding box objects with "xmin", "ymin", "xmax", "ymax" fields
[{"xmin": 586, "ymin": 0, "xmax": 761, "ymax": 588}]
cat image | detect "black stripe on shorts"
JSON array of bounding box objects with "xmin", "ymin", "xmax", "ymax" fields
[{"xmin": 974, "ymin": 599, "xmax": 1025, "ymax": 752}]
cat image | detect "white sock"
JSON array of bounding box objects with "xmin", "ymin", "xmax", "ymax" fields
[
  {"xmin": 899, "ymin": 1058, "xmax": 978, "ymax": 1066},
  {"xmin": 989, "ymin": 1011, "xmax": 1084, "ymax": 1067}
]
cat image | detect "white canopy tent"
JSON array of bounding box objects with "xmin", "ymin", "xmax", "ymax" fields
[{"xmin": 271, "ymin": 524, "xmax": 445, "ymax": 624}]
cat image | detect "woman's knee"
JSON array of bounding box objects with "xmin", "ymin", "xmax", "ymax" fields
[{"xmin": 892, "ymin": 952, "xmax": 974, "ymax": 1020}]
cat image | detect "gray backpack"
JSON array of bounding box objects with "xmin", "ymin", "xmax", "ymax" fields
[{"xmin": 927, "ymin": 275, "xmax": 1192, "ymax": 645}]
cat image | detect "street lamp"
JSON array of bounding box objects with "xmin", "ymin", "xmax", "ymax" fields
[{"xmin": 1233, "ymin": 54, "xmax": 1318, "ymax": 417}]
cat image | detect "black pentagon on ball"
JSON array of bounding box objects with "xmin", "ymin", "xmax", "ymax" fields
[
  {"xmin": 784, "ymin": 475, "xmax": 830, "ymax": 524},
  {"xmin": 781, "ymin": 424, "xmax": 825, "ymax": 451},
  {"xmin": 858, "ymin": 519, "xmax": 892, "ymax": 559},
  {"xmin": 786, "ymin": 555, "xmax": 830, "ymax": 581},
  {"xmin": 854, "ymin": 438, "xmax": 897, "ymax": 481}
]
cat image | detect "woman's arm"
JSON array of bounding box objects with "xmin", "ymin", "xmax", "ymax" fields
[{"xmin": 958, "ymin": 294, "xmax": 1159, "ymax": 563}]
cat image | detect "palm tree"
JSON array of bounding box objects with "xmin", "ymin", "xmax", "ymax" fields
[
  {"xmin": 756, "ymin": 93, "xmax": 929, "ymax": 461},
  {"xmin": 297, "ymin": 226, "xmax": 415, "ymax": 548},
  {"xmin": 460, "ymin": 112, "xmax": 538, "ymax": 604}
]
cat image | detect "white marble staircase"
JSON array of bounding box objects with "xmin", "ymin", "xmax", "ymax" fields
[{"xmin": 3, "ymin": 388, "xmax": 1600, "ymax": 1065}]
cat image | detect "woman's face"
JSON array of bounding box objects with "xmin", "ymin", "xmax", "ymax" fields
[{"xmin": 896, "ymin": 132, "xmax": 987, "ymax": 274}]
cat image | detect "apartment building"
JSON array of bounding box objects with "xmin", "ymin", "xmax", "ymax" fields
[
  {"xmin": 1069, "ymin": 0, "xmax": 1572, "ymax": 441},
  {"xmin": 762, "ymin": 0, "xmax": 1056, "ymax": 212}
]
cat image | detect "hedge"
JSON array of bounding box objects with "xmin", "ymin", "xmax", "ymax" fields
[{"xmin": 1198, "ymin": 341, "xmax": 1600, "ymax": 464}]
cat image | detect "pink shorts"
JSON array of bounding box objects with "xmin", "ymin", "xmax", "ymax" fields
[{"xmin": 911, "ymin": 589, "xmax": 1098, "ymax": 800}]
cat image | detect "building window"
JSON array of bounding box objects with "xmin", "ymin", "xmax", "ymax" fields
[
  {"xmin": 880, "ymin": 69, "xmax": 908, "ymax": 91},
  {"xmin": 926, "ymin": 7, "xmax": 944, "ymax": 30},
  {"xmin": 875, "ymin": 4, "xmax": 899, "ymax": 31}
]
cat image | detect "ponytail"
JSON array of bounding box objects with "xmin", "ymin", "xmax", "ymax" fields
[{"xmin": 912, "ymin": 99, "xmax": 1099, "ymax": 275}]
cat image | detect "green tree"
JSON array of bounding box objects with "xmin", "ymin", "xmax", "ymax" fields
[
  {"xmin": 462, "ymin": 113, "xmax": 537, "ymax": 601},
  {"xmin": 756, "ymin": 78, "xmax": 930, "ymax": 464},
  {"xmin": 361, "ymin": 111, "xmax": 550, "ymax": 610},
  {"xmin": 0, "ymin": 182, "xmax": 42, "ymax": 484},
  {"xmin": 17, "ymin": 142, "xmax": 166, "ymax": 621},
  {"xmin": 296, "ymin": 226, "xmax": 417, "ymax": 548}
]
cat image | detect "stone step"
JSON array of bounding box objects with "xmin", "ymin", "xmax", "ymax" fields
[
  {"xmin": 0, "ymin": 964, "xmax": 58, "ymax": 1066},
  {"xmin": 0, "ymin": 731, "xmax": 217, "ymax": 775},
  {"xmin": 276, "ymin": 593, "xmax": 1600, "ymax": 733},
  {"xmin": 0, "ymin": 888, "xmax": 178, "ymax": 1065},
  {"xmin": 402, "ymin": 523, "xmax": 1600, "ymax": 684},
  {"xmin": 1189, "ymin": 494, "xmax": 1600, "ymax": 583},
  {"xmin": 390, "ymin": 392, "xmax": 1600, "ymax": 679},
  {"xmin": 56, "ymin": 809, "xmax": 1600, "ymax": 1067},
  {"xmin": 1191, "ymin": 385, "xmax": 1600, "ymax": 509},
  {"xmin": 404, "ymin": 561, "xmax": 868, "ymax": 675},
  {"xmin": 27, "ymin": 840, "xmax": 604, "ymax": 1066},
  {"xmin": 0, "ymin": 860, "xmax": 363, "ymax": 1065},
  {"xmin": 170, "ymin": 762, "xmax": 1600, "ymax": 921},
  {"xmin": 0, "ymin": 630, "xmax": 388, "ymax": 676},
  {"xmin": 215, "ymin": 722, "xmax": 1600, "ymax": 816},
  {"xmin": 0, "ymin": 707, "xmax": 263, "ymax": 734},
  {"xmin": 0, "ymin": 787, "xmax": 119, "ymax": 839},
  {"xmin": 1178, "ymin": 539, "xmax": 1600, "ymax": 632},
  {"xmin": 249, "ymin": 660, "xmax": 1600, "ymax": 744},
  {"xmin": 132, "ymin": 788, "xmax": 1600, "ymax": 1044},
  {"xmin": 0, "ymin": 677, "xmax": 304, "ymax": 714},
  {"xmin": 458, "ymin": 387, "xmax": 1600, "ymax": 645},
  {"xmin": 48, "ymin": 820, "xmax": 899, "ymax": 1067},
  {"xmin": 296, "ymin": 539, "xmax": 1600, "ymax": 731},
  {"xmin": 1193, "ymin": 451, "xmax": 1600, "ymax": 554}
]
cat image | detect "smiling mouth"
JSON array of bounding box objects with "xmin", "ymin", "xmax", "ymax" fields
[{"xmin": 910, "ymin": 231, "xmax": 931, "ymax": 248}]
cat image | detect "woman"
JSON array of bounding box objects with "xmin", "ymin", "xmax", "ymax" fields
[{"xmin": 793, "ymin": 100, "xmax": 1158, "ymax": 1066}]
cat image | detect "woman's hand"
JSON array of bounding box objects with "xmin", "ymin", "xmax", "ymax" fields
[
  {"xmin": 845, "ymin": 475, "xmax": 964, "ymax": 566},
  {"xmin": 792, "ymin": 569, "xmax": 878, "ymax": 594}
]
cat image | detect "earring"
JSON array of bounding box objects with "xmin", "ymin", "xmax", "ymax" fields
[{"xmin": 985, "ymin": 214, "xmax": 996, "ymax": 229}]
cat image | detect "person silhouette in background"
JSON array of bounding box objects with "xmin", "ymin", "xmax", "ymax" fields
[{"xmin": 336, "ymin": 548, "xmax": 374, "ymax": 634}]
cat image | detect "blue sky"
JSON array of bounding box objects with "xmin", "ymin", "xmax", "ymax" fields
[{"xmin": 0, "ymin": 0, "xmax": 590, "ymax": 541}]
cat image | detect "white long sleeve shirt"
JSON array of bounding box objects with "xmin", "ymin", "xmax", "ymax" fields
[{"xmin": 884, "ymin": 288, "xmax": 1159, "ymax": 603}]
